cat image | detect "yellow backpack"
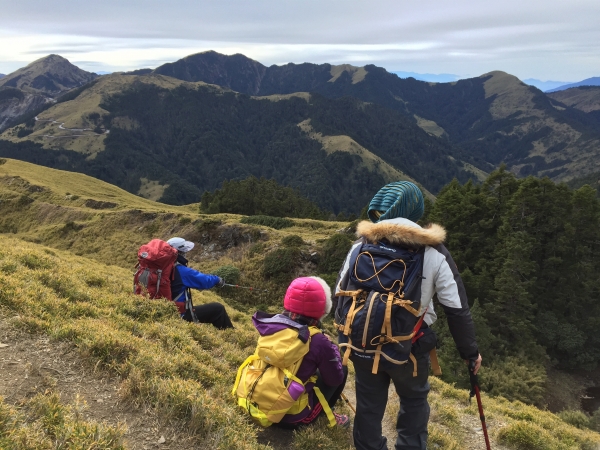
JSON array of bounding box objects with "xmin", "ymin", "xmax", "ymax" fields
[{"xmin": 232, "ymin": 325, "xmax": 336, "ymax": 427}]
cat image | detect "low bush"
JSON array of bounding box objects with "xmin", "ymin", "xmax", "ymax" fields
[
  {"xmin": 480, "ymin": 356, "xmax": 546, "ymax": 405},
  {"xmin": 263, "ymin": 247, "xmax": 300, "ymax": 280},
  {"xmin": 558, "ymin": 409, "xmax": 591, "ymax": 430},
  {"xmin": 317, "ymin": 233, "xmax": 353, "ymax": 273},
  {"xmin": 240, "ymin": 215, "xmax": 294, "ymax": 230},
  {"xmin": 281, "ymin": 235, "xmax": 304, "ymax": 247},
  {"xmin": 212, "ymin": 265, "xmax": 241, "ymax": 285}
]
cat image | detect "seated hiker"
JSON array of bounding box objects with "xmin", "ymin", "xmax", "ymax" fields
[
  {"xmin": 233, "ymin": 277, "xmax": 349, "ymax": 428},
  {"xmin": 167, "ymin": 237, "xmax": 234, "ymax": 329}
]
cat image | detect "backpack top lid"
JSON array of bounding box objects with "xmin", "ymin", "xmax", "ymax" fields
[{"xmin": 138, "ymin": 239, "xmax": 178, "ymax": 267}]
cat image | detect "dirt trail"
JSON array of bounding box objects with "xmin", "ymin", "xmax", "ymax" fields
[{"xmin": 0, "ymin": 317, "xmax": 197, "ymax": 450}]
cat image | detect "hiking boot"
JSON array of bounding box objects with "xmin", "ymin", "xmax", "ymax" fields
[{"xmin": 334, "ymin": 412, "xmax": 350, "ymax": 428}]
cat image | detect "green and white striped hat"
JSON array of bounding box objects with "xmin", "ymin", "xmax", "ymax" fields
[{"xmin": 367, "ymin": 181, "xmax": 424, "ymax": 223}]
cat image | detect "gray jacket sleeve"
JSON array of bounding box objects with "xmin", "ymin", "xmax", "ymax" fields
[{"xmin": 432, "ymin": 244, "xmax": 479, "ymax": 360}]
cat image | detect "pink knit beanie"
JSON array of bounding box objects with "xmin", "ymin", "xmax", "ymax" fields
[{"xmin": 283, "ymin": 277, "xmax": 332, "ymax": 320}]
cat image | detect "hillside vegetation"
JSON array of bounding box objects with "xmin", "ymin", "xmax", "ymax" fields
[
  {"xmin": 2, "ymin": 231, "xmax": 600, "ymax": 449},
  {"xmin": 0, "ymin": 157, "xmax": 600, "ymax": 450}
]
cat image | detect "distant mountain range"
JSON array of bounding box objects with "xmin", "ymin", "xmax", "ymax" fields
[
  {"xmin": 0, "ymin": 74, "xmax": 5, "ymax": 79},
  {"xmin": 523, "ymin": 79, "xmax": 574, "ymax": 92},
  {"xmin": 1, "ymin": 51, "xmax": 599, "ymax": 208},
  {"xmin": 546, "ymin": 77, "xmax": 600, "ymax": 93}
]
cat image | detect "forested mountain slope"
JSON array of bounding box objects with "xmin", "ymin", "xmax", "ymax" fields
[
  {"xmin": 155, "ymin": 51, "xmax": 600, "ymax": 182},
  {"xmin": 0, "ymin": 74, "xmax": 470, "ymax": 211}
]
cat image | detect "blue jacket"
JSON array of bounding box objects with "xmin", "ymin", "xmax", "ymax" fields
[{"xmin": 171, "ymin": 255, "xmax": 221, "ymax": 312}]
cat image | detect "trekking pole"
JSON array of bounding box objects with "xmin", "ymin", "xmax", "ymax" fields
[
  {"xmin": 340, "ymin": 392, "xmax": 356, "ymax": 415},
  {"xmin": 469, "ymin": 360, "xmax": 491, "ymax": 450},
  {"xmin": 222, "ymin": 283, "xmax": 269, "ymax": 292}
]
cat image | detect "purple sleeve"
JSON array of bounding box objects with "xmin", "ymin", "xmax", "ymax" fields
[{"xmin": 312, "ymin": 334, "xmax": 344, "ymax": 387}]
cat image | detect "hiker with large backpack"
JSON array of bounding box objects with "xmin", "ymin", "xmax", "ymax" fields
[
  {"xmin": 133, "ymin": 237, "xmax": 233, "ymax": 329},
  {"xmin": 334, "ymin": 181, "xmax": 481, "ymax": 450},
  {"xmin": 233, "ymin": 277, "xmax": 349, "ymax": 429}
]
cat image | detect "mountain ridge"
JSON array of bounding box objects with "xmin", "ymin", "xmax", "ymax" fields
[{"xmin": 2, "ymin": 51, "xmax": 600, "ymax": 204}]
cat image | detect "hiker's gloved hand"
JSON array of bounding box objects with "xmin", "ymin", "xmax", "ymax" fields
[
  {"xmin": 216, "ymin": 277, "xmax": 226, "ymax": 288},
  {"xmin": 466, "ymin": 353, "xmax": 482, "ymax": 375}
]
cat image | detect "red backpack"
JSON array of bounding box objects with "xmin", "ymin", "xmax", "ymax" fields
[{"xmin": 133, "ymin": 239, "xmax": 178, "ymax": 300}]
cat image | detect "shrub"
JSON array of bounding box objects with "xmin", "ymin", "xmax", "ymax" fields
[
  {"xmin": 247, "ymin": 242, "xmax": 266, "ymax": 257},
  {"xmin": 60, "ymin": 221, "xmax": 84, "ymax": 234},
  {"xmin": 16, "ymin": 195, "xmax": 34, "ymax": 207},
  {"xmin": 480, "ymin": 356, "xmax": 546, "ymax": 405},
  {"xmin": 590, "ymin": 408, "xmax": 600, "ymax": 432},
  {"xmin": 212, "ymin": 265, "xmax": 241, "ymax": 285},
  {"xmin": 84, "ymin": 275, "xmax": 107, "ymax": 287},
  {"xmin": 20, "ymin": 253, "xmax": 51, "ymax": 270},
  {"xmin": 281, "ymin": 235, "xmax": 304, "ymax": 247},
  {"xmin": 497, "ymin": 420, "xmax": 557, "ymax": 450},
  {"xmin": 558, "ymin": 410, "xmax": 591, "ymax": 430},
  {"xmin": 318, "ymin": 233, "xmax": 353, "ymax": 273},
  {"xmin": 240, "ymin": 215, "xmax": 294, "ymax": 230},
  {"xmin": 195, "ymin": 217, "xmax": 221, "ymax": 232},
  {"xmin": 263, "ymin": 247, "xmax": 300, "ymax": 280}
]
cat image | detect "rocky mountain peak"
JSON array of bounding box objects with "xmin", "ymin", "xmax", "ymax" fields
[{"xmin": 0, "ymin": 54, "xmax": 97, "ymax": 96}]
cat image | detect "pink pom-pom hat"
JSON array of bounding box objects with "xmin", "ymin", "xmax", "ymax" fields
[{"xmin": 283, "ymin": 276, "xmax": 332, "ymax": 320}]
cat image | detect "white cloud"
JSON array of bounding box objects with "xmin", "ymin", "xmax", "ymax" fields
[{"xmin": 0, "ymin": 0, "xmax": 599, "ymax": 80}]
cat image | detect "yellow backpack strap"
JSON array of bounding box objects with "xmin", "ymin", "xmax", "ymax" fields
[
  {"xmin": 231, "ymin": 354, "xmax": 259, "ymax": 396},
  {"xmin": 313, "ymin": 386, "xmax": 337, "ymax": 428}
]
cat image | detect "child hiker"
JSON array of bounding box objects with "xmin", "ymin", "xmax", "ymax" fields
[{"xmin": 233, "ymin": 276, "xmax": 349, "ymax": 428}]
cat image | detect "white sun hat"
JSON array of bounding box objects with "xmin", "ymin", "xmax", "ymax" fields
[{"xmin": 167, "ymin": 237, "xmax": 195, "ymax": 253}]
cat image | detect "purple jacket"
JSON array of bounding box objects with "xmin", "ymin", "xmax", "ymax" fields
[{"xmin": 252, "ymin": 312, "xmax": 344, "ymax": 423}]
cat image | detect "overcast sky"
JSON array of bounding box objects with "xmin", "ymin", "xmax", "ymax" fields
[{"xmin": 1, "ymin": 0, "xmax": 599, "ymax": 82}]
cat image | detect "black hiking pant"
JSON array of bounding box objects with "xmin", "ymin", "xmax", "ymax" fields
[
  {"xmin": 352, "ymin": 354, "xmax": 430, "ymax": 450},
  {"xmin": 182, "ymin": 302, "xmax": 234, "ymax": 329}
]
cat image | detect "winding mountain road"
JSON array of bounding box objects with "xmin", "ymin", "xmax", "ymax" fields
[{"xmin": 34, "ymin": 116, "xmax": 109, "ymax": 139}]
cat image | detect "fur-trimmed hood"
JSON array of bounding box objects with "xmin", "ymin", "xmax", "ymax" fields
[{"xmin": 356, "ymin": 219, "xmax": 446, "ymax": 247}]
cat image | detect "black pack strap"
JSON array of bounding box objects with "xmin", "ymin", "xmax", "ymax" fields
[{"xmin": 185, "ymin": 289, "xmax": 199, "ymax": 323}]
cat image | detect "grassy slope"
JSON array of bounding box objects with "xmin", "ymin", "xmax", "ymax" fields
[{"xmin": 0, "ymin": 159, "xmax": 598, "ymax": 448}]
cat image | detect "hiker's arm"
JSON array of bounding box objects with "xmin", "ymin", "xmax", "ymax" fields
[
  {"xmin": 314, "ymin": 334, "xmax": 344, "ymax": 386},
  {"xmin": 432, "ymin": 244, "xmax": 479, "ymax": 360},
  {"xmin": 177, "ymin": 266, "xmax": 222, "ymax": 290},
  {"xmin": 334, "ymin": 240, "xmax": 362, "ymax": 295}
]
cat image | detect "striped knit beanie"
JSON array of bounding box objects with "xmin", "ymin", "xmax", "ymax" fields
[{"xmin": 367, "ymin": 181, "xmax": 424, "ymax": 223}]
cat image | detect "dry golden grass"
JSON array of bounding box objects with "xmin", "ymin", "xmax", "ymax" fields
[
  {"xmin": 0, "ymin": 159, "xmax": 599, "ymax": 449},
  {"xmin": 0, "ymin": 392, "xmax": 125, "ymax": 449}
]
